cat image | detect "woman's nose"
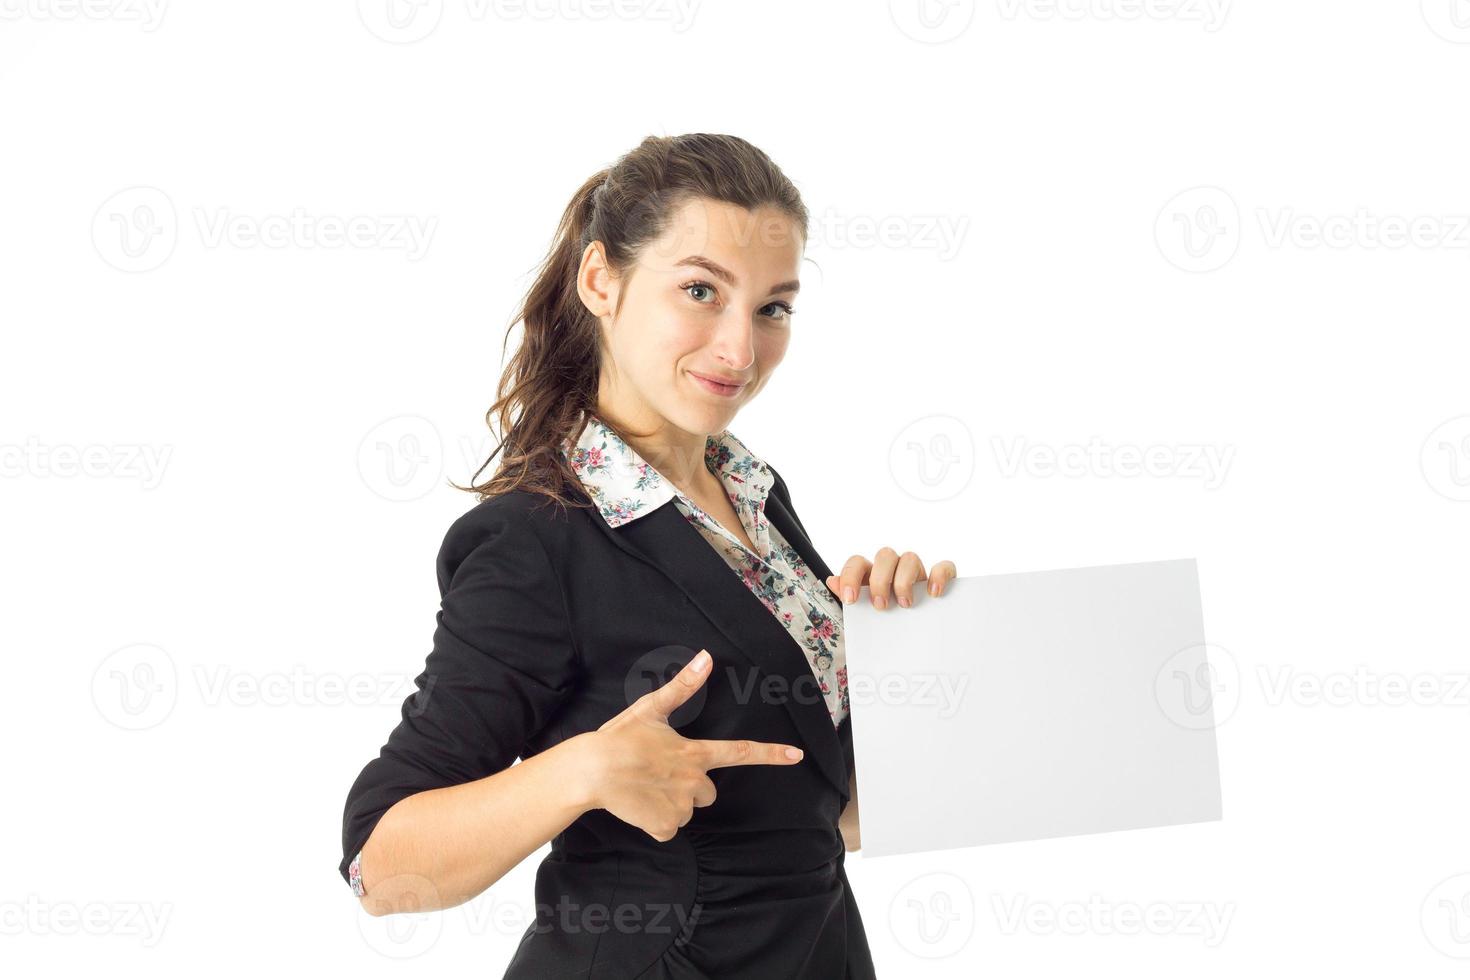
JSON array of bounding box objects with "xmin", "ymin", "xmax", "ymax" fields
[{"xmin": 708, "ymin": 311, "xmax": 756, "ymax": 371}]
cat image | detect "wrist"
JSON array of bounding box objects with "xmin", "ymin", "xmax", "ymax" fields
[{"xmin": 551, "ymin": 730, "xmax": 605, "ymax": 816}]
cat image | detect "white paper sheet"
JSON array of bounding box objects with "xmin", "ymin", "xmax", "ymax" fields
[{"xmin": 844, "ymin": 557, "xmax": 1222, "ymax": 857}]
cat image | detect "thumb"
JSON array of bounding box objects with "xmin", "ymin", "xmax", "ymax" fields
[{"xmin": 637, "ymin": 648, "xmax": 713, "ymax": 721}]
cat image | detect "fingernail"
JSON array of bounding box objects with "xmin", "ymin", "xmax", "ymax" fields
[
  {"xmin": 874, "ymin": 595, "xmax": 887, "ymax": 609},
  {"xmin": 785, "ymin": 747, "xmax": 803, "ymax": 760},
  {"xmin": 691, "ymin": 650, "xmax": 710, "ymax": 672},
  {"xmin": 843, "ymin": 587, "xmax": 856, "ymax": 604},
  {"xmin": 898, "ymin": 596, "xmax": 911, "ymax": 608}
]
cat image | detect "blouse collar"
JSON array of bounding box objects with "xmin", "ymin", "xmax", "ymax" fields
[{"xmin": 560, "ymin": 411, "xmax": 775, "ymax": 529}]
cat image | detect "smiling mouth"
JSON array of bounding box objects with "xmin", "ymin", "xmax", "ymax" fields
[{"xmin": 689, "ymin": 371, "xmax": 747, "ymax": 397}]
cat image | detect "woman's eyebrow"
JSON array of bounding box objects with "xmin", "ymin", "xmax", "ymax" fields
[{"xmin": 676, "ymin": 255, "xmax": 801, "ymax": 295}]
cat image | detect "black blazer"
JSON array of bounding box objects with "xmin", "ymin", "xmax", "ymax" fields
[{"xmin": 339, "ymin": 465, "xmax": 876, "ymax": 980}]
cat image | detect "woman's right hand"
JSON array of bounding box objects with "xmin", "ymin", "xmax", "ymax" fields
[{"xmin": 581, "ymin": 648, "xmax": 806, "ymax": 842}]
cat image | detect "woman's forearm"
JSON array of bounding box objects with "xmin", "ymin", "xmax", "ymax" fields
[
  {"xmin": 357, "ymin": 731, "xmax": 599, "ymax": 915},
  {"xmin": 839, "ymin": 771, "xmax": 860, "ymax": 851}
]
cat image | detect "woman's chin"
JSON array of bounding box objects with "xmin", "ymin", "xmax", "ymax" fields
[{"xmin": 671, "ymin": 399, "xmax": 739, "ymax": 436}]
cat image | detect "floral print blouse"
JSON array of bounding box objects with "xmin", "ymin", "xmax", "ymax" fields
[
  {"xmin": 347, "ymin": 412, "xmax": 847, "ymax": 899},
  {"xmin": 562, "ymin": 412, "xmax": 849, "ymax": 726}
]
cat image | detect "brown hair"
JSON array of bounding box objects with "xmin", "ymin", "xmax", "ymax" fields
[{"xmin": 454, "ymin": 133, "xmax": 810, "ymax": 515}]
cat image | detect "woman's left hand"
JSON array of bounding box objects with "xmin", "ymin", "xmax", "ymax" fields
[{"xmin": 825, "ymin": 549, "xmax": 957, "ymax": 609}]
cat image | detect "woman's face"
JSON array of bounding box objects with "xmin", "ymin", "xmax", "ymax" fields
[{"xmin": 580, "ymin": 196, "xmax": 804, "ymax": 439}]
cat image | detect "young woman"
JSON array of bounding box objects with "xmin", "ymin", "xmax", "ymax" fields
[{"xmin": 338, "ymin": 133, "xmax": 958, "ymax": 979}]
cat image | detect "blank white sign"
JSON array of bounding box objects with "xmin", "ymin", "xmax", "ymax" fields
[{"xmin": 844, "ymin": 558, "xmax": 1223, "ymax": 858}]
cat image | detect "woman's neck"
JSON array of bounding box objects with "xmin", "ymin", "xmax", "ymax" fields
[{"xmin": 592, "ymin": 402, "xmax": 713, "ymax": 496}]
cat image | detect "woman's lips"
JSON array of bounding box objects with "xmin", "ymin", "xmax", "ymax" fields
[{"xmin": 690, "ymin": 371, "xmax": 746, "ymax": 397}]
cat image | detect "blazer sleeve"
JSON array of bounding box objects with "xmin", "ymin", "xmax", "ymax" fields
[{"xmin": 337, "ymin": 505, "xmax": 582, "ymax": 887}]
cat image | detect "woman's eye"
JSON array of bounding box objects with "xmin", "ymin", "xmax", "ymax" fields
[
  {"xmin": 681, "ymin": 280, "xmax": 793, "ymax": 321},
  {"xmin": 682, "ymin": 281, "xmax": 716, "ymax": 303}
]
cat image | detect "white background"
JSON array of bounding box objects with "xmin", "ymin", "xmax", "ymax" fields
[{"xmin": 3, "ymin": 1, "xmax": 1469, "ymax": 976}]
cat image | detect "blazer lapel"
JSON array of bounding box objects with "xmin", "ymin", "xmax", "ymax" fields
[
  {"xmin": 761, "ymin": 480, "xmax": 837, "ymax": 595},
  {"xmin": 587, "ymin": 498, "xmax": 850, "ymax": 801}
]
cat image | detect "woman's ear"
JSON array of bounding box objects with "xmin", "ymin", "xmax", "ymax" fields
[{"xmin": 576, "ymin": 240, "xmax": 616, "ymax": 322}]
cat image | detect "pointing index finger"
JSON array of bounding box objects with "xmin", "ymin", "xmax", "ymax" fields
[{"xmin": 689, "ymin": 738, "xmax": 805, "ymax": 770}]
